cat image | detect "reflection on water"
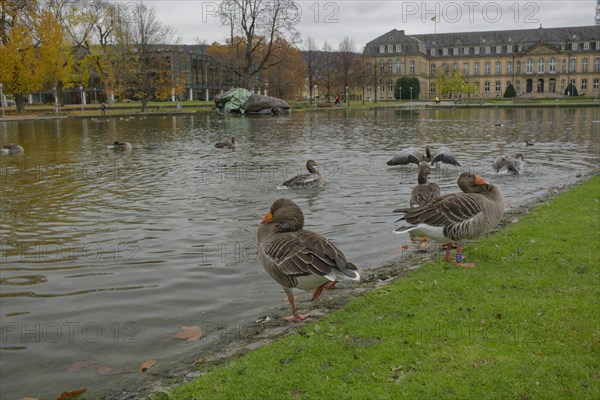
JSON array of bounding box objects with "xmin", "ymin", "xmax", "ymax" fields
[{"xmin": 1, "ymin": 107, "xmax": 599, "ymax": 398}]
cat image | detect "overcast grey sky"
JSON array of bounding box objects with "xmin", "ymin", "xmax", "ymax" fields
[{"xmin": 140, "ymin": 0, "xmax": 598, "ymax": 49}]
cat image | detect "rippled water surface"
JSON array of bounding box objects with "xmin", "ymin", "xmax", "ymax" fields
[{"xmin": 1, "ymin": 107, "xmax": 599, "ymax": 398}]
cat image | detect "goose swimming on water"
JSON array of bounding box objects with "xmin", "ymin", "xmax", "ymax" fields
[
  {"xmin": 281, "ymin": 160, "xmax": 324, "ymax": 188},
  {"xmin": 1, "ymin": 144, "xmax": 24, "ymax": 154},
  {"xmin": 215, "ymin": 137, "xmax": 236, "ymax": 149},
  {"xmin": 107, "ymin": 141, "xmax": 131, "ymax": 151},
  {"xmin": 493, "ymin": 154, "xmax": 524, "ymax": 174}
]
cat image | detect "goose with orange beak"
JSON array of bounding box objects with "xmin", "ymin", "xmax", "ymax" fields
[
  {"xmin": 258, "ymin": 198, "xmax": 359, "ymax": 321},
  {"xmin": 394, "ymin": 172, "xmax": 505, "ymax": 267}
]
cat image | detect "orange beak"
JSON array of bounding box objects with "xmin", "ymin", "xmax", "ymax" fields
[
  {"xmin": 260, "ymin": 211, "xmax": 273, "ymax": 224},
  {"xmin": 474, "ymin": 176, "xmax": 489, "ymax": 185}
]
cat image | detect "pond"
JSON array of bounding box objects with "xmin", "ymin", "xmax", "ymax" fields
[{"xmin": 1, "ymin": 106, "xmax": 598, "ymax": 398}]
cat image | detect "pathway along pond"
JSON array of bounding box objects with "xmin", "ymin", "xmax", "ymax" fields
[{"xmin": 1, "ymin": 107, "xmax": 599, "ymax": 398}]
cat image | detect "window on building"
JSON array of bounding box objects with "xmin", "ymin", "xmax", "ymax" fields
[
  {"xmin": 474, "ymin": 47, "xmax": 480, "ymax": 55},
  {"xmin": 463, "ymin": 62, "xmax": 469, "ymax": 75},
  {"xmin": 379, "ymin": 45, "xmax": 385, "ymax": 53},
  {"xmin": 582, "ymin": 58, "xmax": 588, "ymax": 72},
  {"xmin": 464, "ymin": 47, "xmax": 469, "ymax": 55},
  {"xmin": 495, "ymin": 81, "xmax": 501, "ymax": 92},
  {"xmin": 396, "ymin": 44, "xmax": 401, "ymax": 52},
  {"xmin": 452, "ymin": 63, "xmax": 458, "ymax": 70},
  {"xmin": 516, "ymin": 61, "xmax": 521, "ymax": 74},
  {"xmin": 595, "ymin": 57, "xmax": 600, "ymax": 71},
  {"xmin": 584, "ymin": 42, "xmax": 589, "ymax": 50},
  {"xmin": 380, "ymin": 84, "xmax": 385, "ymax": 93},
  {"xmin": 453, "ymin": 48, "xmax": 458, "ymax": 55},
  {"xmin": 474, "ymin": 62, "xmax": 480, "ymax": 75},
  {"xmin": 388, "ymin": 44, "xmax": 393, "ymax": 53},
  {"xmin": 538, "ymin": 58, "xmax": 544, "ymax": 73},
  {"xmin": 570, "ymin": 78, "xmax": 576, "ymax": 87},
  {"xmin": 485, "ymin": 46, "xmax": 491, "ymax": 54},
  {"xmin": 380, "ymin": 61, "xmax": 385, "ymax": 72},
  {"xmin": 495, "ymin": 61, "xmax": 501, "ymax": 74},
  {"xmin": 430, "ymin": 83, "xmax": 436, "ymax": 93},
  {"xmin": 409, "ymin": 60, "xmax": 415, "ymax": 74},
  {"xmin": 396, "ymin": 60, "xmax": 401, "ymax": 73},
  {"xmin": 507, "ymin": 61, "xmax": 512, "ymax": 74},
  {"xmin": 443, "ymin": 48, "xmax": 448, "ymax": 56},
  {"xmin": 366, "ymin": 85, "xmax": 372, "ymax": 93},
  {"xmin": 582, "ymin": 78, "xmax": 587, "ymax": 91},
  {"xmin": 561, "ymin": 58, "xmax": 566, "ymax": 73},
  {"xmin": 560, "ymin": 79, "xmax": 565, "ymax": 91},
  {"xmin": 507, "ymin": 45, "xmax": 513, "ymax": 53},
  {"xmin": 550, "ymin": 58, "xmax": 556, "ymax": 73},
  {"xmin": 484, "ymin": 81, "xmax": 490, "ymax": 92},
  {"xmin": 496, "ymin": 45, "xmax": 502, "ymax": 54},
  {"xmin": 571, "ymin": 42, "xmax": 577, "ymax": 51},
  {"xmin": 570, "ymin": 58, "xmax": 576, "ymax": 72},
  {"xmin": 593, "ymin": 78, "xmax": 599, "ymax": 90},
  {"xmin": 485, "ymin": 62, "xmax": 491, "ymax": 75},
  {"xmin": 526, "ymin": 59, "xmax": 533, "ymax": 73},
  {"xmin": 386, "ymin": 60, "xmax": 392, "ymax": 73},
  {"xmin": 389, "ymin": 81, "xmax": 394, "ymax": 92},
  {"xmin": 430, "ymin": 63, "xmax": 436, "ymax": 76}
]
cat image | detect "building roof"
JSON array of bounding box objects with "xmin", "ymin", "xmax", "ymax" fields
[{"xmin": 364, "ymin": 25, "xmax": 600, "ymax": 55}]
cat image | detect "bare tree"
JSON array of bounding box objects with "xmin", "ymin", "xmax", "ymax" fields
[
  {"xmin": 303, "ymin": 36, "xmax": 324, "ymax": 104},
  {"xmin": 219, "ymin": 0, "xmax": 300, "ymax": 87},
  {"xmin": 114, "ymin": 1, "xmax": 176, "ymax": 111},
  {"xmin": 337, "ymin": 36, "xmax": 358, "ymax": 103}
]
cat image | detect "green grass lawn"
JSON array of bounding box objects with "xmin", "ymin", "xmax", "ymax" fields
[{"xmin": 163, "ymin": 174, "xmax": 600, "ymax": 400}]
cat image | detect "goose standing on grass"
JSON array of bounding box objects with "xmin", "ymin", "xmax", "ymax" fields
[
  {"xmin": 215, "ymin": 137, "xmax": 236, "ymax": 149},
  {"xmin": 257, "ymin": 198, "xmax": 360, "ymax": 321},
  {"xmin": 525, "ymin": 140, "xmax": 535, "ymax": 147},
  {"xmin": 394, "ymin": 172, "xmax": 505, "ymax": 266},
  {"xmin": 281, "ymin": 160, "xmax": 324, "ymax": 188},
  {"xmin": 1, "ymin": 144, "xmax": 24, "ymax": 154},
  {"xmin": 493, "ymin": 154, "xmax": 524, "ymax": 174},
  {"xmin": 410, "ymin": 161, "xmax": 441, "ymax": 207},
  {"xmin": 386, "ymin": 145, "xmax": 461, "ymax": 167},
  {"xmin": 108, "ymin": 141, "xmax": 131, "ymax": 151}
]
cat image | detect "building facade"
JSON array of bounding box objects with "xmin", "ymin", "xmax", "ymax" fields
[{"xmin": 363, "ymin": 25, "xmax": 600, "ymax": 100}]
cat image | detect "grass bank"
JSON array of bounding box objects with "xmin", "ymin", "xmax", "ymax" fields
[{"xmin": 163, "ymin": 174, "xmax": 600, "ymax": 400}]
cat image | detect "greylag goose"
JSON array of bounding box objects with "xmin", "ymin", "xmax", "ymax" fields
[
  {"xmin": 493, "ymin": 154, "xmax": 524, "ymax": 174},
  {"xmin": 394, "ymin": 172, "xmax": 505, "ymax": 266},
  {"xmin": 1, "ymin": 144, "xmax": 24, "ymax": 154},
  {"xmin": 525, "ymin": 140, "xmax": 534, "ymax": 146},
  {"xmin": 281, "ymin": 160, "xmax": 324, "ymax": 188},
  {"xmin": 215, "ymin": 137, "xmax": 236, "ymax": 149},
  {"xmin": 257, "ymin": 198, "xmax": 360, "ymax": 321},
  {"xmin": 387, "ymin": 145, "xmax": 460, "ymax": 167},
  {"xmin": 107, "ymin": 141, "xmax": 131, "ymax": 151},
  {"xmin": 409, "ymin": 162, "xmax": 441, "ymax": 207}
]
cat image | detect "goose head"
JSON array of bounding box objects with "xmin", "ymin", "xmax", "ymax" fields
[
  {"xmin": 306, "ymin": 160, "xmax": 320, "ymax": 174},
  {"xmin": 417, "ymin": 161, "xmax": 432, "ymax": 184},
  {"xmin": 260, "ymin": 198, "xmax": 305, "ymax": 233}
]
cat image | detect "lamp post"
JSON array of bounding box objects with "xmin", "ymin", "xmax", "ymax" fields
[
  {"xmin": 410, "ymin": 86, "xmax": 413, "ymax": 101},
  {"xmin": 461, "ymin": 85, "xmax": 464, "ymax": 104},
  {"xmin": 399, "ymin": 86, "xmax": 402, "ymax": 102},
  {"xmin": 314, "ymin": 84, "xmax": 318, "ymax": 107},
  {"xmin": 345, "ymin": 86, "xmax": 349, "ymax": 106},
  {"xmin": 80, "ymin": 86, "xmax": 84, "ymax": 112},
  {"xmin": 53, "ymin": 86, "xmax": 58, "ymax": 114},
  {"xmin": 93, "ymin": 87, "xmax": 97, "ymax": 104},
  {"xmin": 0, "ymin": 83, "xmax": 5, "ymax": 119}
]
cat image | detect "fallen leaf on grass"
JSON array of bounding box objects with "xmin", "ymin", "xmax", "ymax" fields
[
  {"xmin": 67, "ymin": 360, "xmax": 97, "ymax": 373},
  {"xmin": 55, "ymin": 389, "xmax": 86, "ymax": 400},
  {"xmin": 139, "ymin": 359, "xmax": 156, "ymax": 373},
  {"xmin": 170, "ymin": 326, "xmax": 204, "ymax": 342},
  {"xmin": 97, "ymin": 366, "xmax": 128, "ymax": 375}
]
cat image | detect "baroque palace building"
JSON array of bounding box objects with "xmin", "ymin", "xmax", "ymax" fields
[{"xmin": 363, "ymin": 25, "xmax": 600, "ymax": 101}]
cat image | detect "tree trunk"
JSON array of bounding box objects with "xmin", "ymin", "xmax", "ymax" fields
[
  {"xmin": 15, "ymin": 94, "xmax": 26, "ymax": 113},
  {"xmin": 141, "ymin": 98, "xmax": 148, "ymax": 113}
]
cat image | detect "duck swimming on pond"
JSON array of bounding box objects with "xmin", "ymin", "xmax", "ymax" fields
[
  {"xmin": 1, "ymin": 144, "xmax": 24, "ymax": 154},
  {"xmin": 108, "ymin": 141, "xmax": 131, "ymax": 151}
]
